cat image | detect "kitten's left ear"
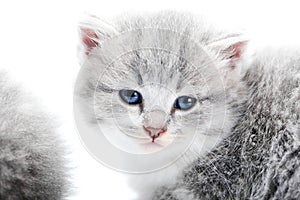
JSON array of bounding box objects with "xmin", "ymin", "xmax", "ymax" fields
[
  {"xmin": 78, "ymin": 15, "xmax": 118, "ymax": 56},
  {"xmin": 209, "ymin": 36, "xmax": 248, "ymax": 69}
]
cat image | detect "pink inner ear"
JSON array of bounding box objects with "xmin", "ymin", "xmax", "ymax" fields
[
  {"xmin": 226, "ymin": 41, "xmax": 247, "ymax": 69},
  {"xmin": 81, "ymin": 28, "xmax": 99, "ymax": 55},
  {"xmin": 227, "ymin": 41, "xmax": 247, "ymax": 59}
]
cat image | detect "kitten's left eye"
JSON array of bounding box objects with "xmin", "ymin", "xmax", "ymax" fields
[
  {"xmin": 119, "ymin": 89, "xmax": 143, "ymax": 105},
  {"xmin": 174, "ymin": 96, "xmax": 197, "ymax": 110}
]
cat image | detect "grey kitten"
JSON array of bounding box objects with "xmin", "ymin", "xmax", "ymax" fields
[
  {"xmin": 0, "ymin": 73, "xmax": 69, "ymax": 199},
  {"xmin": 75, "ymin": 11, "xmax": 299, "ymax": 199}
]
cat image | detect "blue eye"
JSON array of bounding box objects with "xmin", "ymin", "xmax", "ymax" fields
[
  {"xmin": 174, "ymin": 96, "xmax": 197, "ymax": 110},
  {"xmin": 119, "ymin": 89, "xmax": 143, "ymax": 105}
]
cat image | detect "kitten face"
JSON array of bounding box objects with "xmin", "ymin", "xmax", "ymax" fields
[
  {"xmin": 75, "ymin": 14, "xmax": 247, "ymax": 171},
  {"xmin": 93, "ymin": 49, "xmax": 217, "ymax": 151}
]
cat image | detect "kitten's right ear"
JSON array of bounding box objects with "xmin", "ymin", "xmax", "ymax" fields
[{"xmin": 78, "ymin": 15, "xmax": 118, "ymax": 56}]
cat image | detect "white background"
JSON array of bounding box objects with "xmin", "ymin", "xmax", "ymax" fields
[{"xmin": 0, "ymin": 0, "xmax": 300, "ymax": 199}]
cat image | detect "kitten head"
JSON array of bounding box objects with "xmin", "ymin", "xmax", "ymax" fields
[{"xmin": 75, "ymin": 13, "xmax": 247, "ymax": 169}]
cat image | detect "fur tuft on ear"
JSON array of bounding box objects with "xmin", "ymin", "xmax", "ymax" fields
[{"xmin": 78, "ymin": 15, "xmax": 118, "ymax": 56}]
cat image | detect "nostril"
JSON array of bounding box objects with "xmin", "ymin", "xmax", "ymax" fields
[
  {"xmin": 143, "ymin": 126, "xmax": 167, "ymax": 142},
  {"xmin": 146, "ymin": 127, "xmax": 163, "ymax": 131},
  {"xmin": 144, "ymin": 126, "xmax": 167, "ymax": 133}
]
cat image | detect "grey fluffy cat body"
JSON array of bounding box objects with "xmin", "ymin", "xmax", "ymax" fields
[
  {"xmin": 76, "ymin": 12, "xmax": 300, "ymax": 199},
  {"xmin": 0, "ymin": 73, "xmax": 68, "ymax": 199},
  {"xmin": 153, "ymin": 49, "xmax": 300, "ymax": 200}
]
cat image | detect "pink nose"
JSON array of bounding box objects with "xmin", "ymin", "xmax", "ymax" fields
[
  {"xmin": 143, "ymin": 126, "xmax": 167, "ymax": 142},
  {"xmin": 143, "ymin": 109, "xmax": 168, "ymax": 142}
]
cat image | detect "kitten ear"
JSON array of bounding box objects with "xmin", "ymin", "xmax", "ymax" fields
[
  {"xmin": 209, "ymin": 36, "xmax": 248, "ymax": 69},
  {"xmin": 79, "ymin": 28, "xmax": 99, "ymax": 55},
  {"xmin": 78, "ymin": 15, "xmax": 118, "ymax": 56}
]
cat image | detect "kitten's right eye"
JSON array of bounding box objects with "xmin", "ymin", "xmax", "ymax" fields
[{"xmin": 119, "ymin": 89, "xmax": 143, "ymax": 105}]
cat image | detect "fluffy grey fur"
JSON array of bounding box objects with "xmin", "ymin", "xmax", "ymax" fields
[
  {"xmin": 76, "ymin": 11, "xmax": 300, "ymax": 199},
  {"xmin": 0, "ymin": 73, "xmax": 69, "ymax": 199},
  {"xmin": 152, "ymin": 49, "xmax": 300, "ymax": 200}
]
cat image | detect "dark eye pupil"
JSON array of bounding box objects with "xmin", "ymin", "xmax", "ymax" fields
[
  {"xmin": 174, "ymin": 96, "xmax": 196, "ymax": 110},
  {"xmin": 119, "ymin": 89, "xmax": 142, "ymax": 105}
]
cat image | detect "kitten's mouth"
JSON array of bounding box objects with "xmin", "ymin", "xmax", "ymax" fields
[{"xmin": 142, "ymin": 126, "xmax": 167, "ymax": 143}]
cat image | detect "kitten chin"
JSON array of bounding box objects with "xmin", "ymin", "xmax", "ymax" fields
[{"xmin": 126, "ymin": 131, "xmax": 225, "ymax": 200}]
